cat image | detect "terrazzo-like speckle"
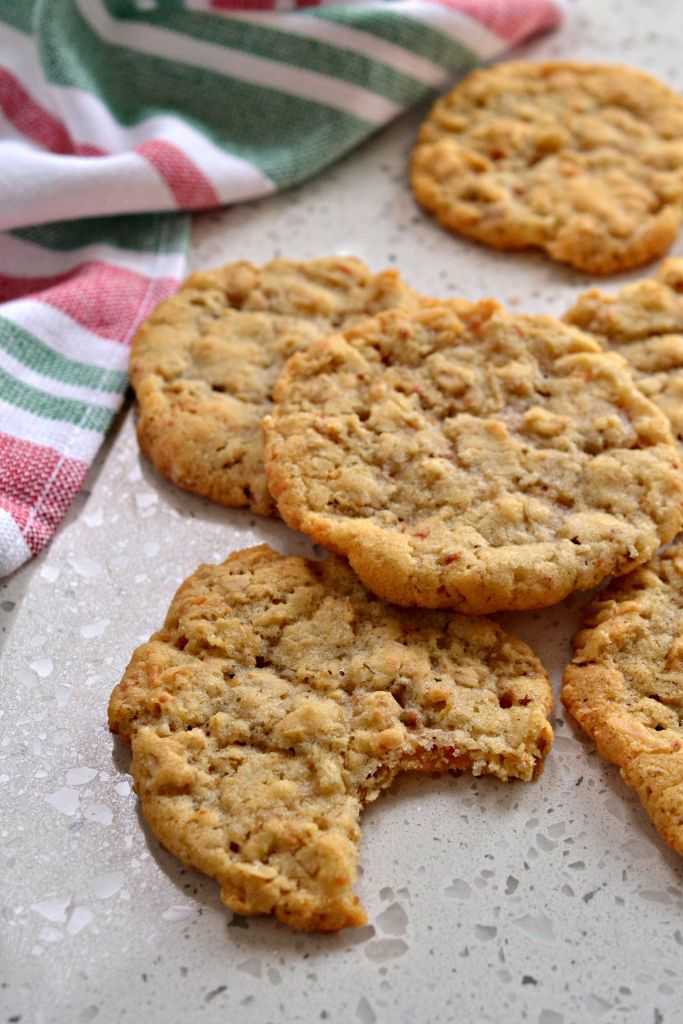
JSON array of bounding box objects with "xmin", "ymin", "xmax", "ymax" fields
[{"xmin": 3, "ymin": 3, "xmax": 683, "ymax": 1022}]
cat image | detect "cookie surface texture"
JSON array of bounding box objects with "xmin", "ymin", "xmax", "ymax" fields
[
  {"xmin": 563, "ymin": 542, "xmax": 683, "ymax": 856},
  {"xmin": 109, "ymin": 545, "xmax": 554, "ymax": 932},
  {"xmin": 264, "ymin": 301, "xmax": 683, "ymax": 614},
  {"xmin": 565, "ymin": 258, "xmax": 683, "ymax": 454},
  {"xmin": 131, "ymin": 257, "xmax": 416, "ymax": 515},
  {"xmin": 410, "ymin": 62, "xmax": 683, "ymax": 274}
]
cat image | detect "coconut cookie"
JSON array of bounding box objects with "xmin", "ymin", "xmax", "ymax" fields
[
  {"xmin": 563, "ymin": 542, "xmax": 683, "ymax": 856},
  {"xmin": 131, "ymin": 257, "xmax": 417, "ymax": 515},
  {"xmin": 410, "ymin": 62, "xmax": 683, "ymax": 274},
  {"xmin": 565, "ymin": 258, "xmax": 683, "ymax": 453},
  {"xmin": 263, "ymin": 301, "xmax": 683, "ymax": 614},
  {"xmin": 109, "ymin": 545, "xmax": 553, "ymax": 932}
]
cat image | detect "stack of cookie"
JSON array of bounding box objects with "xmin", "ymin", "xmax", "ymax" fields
[
  {"xmin": 109, "ymin": 545, "xmax": 554, "ymax": 931},
  {"xmin": 110, "ymin": 61, "xmax": 683, "ymax": 933}
]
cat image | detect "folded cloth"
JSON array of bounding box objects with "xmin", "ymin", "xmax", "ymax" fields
[{"xmin": 0, "ymin": 0, "xmax": 568, "ymax": 577}]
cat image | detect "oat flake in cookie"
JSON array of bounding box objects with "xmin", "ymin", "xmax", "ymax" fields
[
  {"xmin": 410, "ymin": 62, "xmax": 683, "ymax": 274},
  {"xmin": 264, "ymin": 300, "xmax": 683, "ymax": 614},
  {"xmin": 108, "ymin": 546, "xmax": 553, "ymax": 932},
  {"xmin": 565, "ymin": 258, "xmax": 683, "ymax": 454},
  {"xmin": 563, "ymin": 542, "xmax": 683, "ymax": 857},
  {"xmin": 130, "ymin": 257, "xmax": 417, "ymax": 516}
]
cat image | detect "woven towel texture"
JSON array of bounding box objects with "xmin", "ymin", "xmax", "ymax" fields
[{"xmin": 0, "ymin": 0, "xmax": 566, "ymax": 575}]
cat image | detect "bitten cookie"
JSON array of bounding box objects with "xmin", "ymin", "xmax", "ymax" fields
[
  {"xmin": 131, "ymin": 257, "xmax": 417, "ymax": 515},
  {"xmin": 109, "ymin": 545, "xmax": 554, "ymax": 932},
  {"xmin": 563, "ymin": 542, "xmax": 683, "ymax": 856},
  {"xmin": 410, "ymin": 62, "xmax": 683, "ymax": 274},
  {"xmin": 565, "ymin": 258, "xmax": 683, "ymax": 453},
  {"xmin": 264, "ymin": 300, "xmax": 683, "ymax": 614}
]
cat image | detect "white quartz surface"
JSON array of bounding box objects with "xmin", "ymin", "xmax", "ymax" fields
[{"xmin": 3, "ymin": 2, "xmax": 683, "ymax": 1021}]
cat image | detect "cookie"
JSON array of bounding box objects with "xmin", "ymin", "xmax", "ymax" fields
[
  {"xmin": 131, "ymin": 257, "xmax": 417, "ymax": 515},
  {"xmin": 109, "ymin": 545, "xmax": 554, "ymax": 932},
  {"xmin": 263, "ymin": 300, "xmax": 683, "ymax": 614},
  {"xmin": 565, "ymin": 258, "xmax": 683, "ymax": 453},
  {"xmin": 410, "ymin": 62, "xmax": 683, "ymax": 274},
  {"xmin": 563, "ymin": 542, "xmax": 683, "ymax": 856}
]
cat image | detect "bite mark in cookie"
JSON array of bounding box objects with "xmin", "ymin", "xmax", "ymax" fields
[
  {"xmin": 109, "ymin": 546, "xmax": 553, "ymax": 932},
  {"xmin": 410, "ymin": 62, "xmax": 683, "ymax": 274}
]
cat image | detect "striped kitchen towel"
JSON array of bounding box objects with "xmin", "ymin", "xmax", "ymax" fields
[{"xmin": 0, "ymin": 0, "xmax": 568, "ymax": 576}]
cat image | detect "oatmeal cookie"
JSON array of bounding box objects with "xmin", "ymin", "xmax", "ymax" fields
[
  {"xmin": 109, "ymin": 545, "xmax": 553, "ymax": 932},
  {"xmin": 565, "ymin": 258, "xmax": 683, "ymax": 453},
  {"xmin": 563, "ymin": 541, "xmax": 683, "ymax": 856},
  {"xmin": 410, "ymin": 62, "xmax": 683, "ymax": 274},
  {"xmin": 131, "ymin": 257, "xmax": 417, "ymax": 515},
  {"xmin": 264, "ymin": 301, "xmax": 683, "ymax": 614}
]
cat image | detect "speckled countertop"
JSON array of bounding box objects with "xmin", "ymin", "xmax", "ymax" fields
[{"xmin": 3, "ymin": 3, "xmax": 683, "ymax": 1022}]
